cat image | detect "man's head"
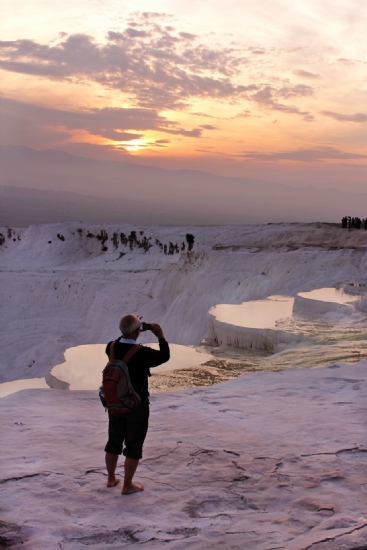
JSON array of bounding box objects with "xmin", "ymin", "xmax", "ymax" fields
[{"xmin": 119, "ymin": 314, "xmax": 141, "ymax": 339}]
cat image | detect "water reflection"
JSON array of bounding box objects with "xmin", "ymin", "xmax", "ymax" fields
[
  {"xmin": 297, "ymin": 287, "xmax": 361, "ymax": 304},
  {"xmin": 209, "ymin": 296, "xmax": 294, "ymax": 329},
  {"xmin": 49, "ymin": 343, "xmax": 214, "ymax": 390},
  {"xmin": 0, "ymin": 378, "xmax": 48, "ymax": 398}
]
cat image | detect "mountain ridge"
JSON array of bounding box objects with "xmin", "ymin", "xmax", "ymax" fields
[{"xmin": 1, "ymin": 145, "xmax": 366, "ymax": 225}]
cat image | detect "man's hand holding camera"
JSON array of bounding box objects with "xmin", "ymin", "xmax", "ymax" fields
[
  {"xmin": 150, "ymin": 323, "xmax": 164, "ymax": 340},
  {"xmin": 141, "ymin": 322, "xmax": 164, "ymax": 340}
]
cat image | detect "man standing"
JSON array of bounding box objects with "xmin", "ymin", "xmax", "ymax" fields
[{"xmin": 104, "ymin": 314, "xmax": 170, "ymax": 494}]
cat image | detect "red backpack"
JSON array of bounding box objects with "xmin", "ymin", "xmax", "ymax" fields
[{"xmin": 100, "ymin": 342, "xmax": 141, "ymax": 414}]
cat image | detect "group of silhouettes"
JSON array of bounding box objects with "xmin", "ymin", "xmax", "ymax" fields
[{"xmin": 341, "ymin": 216, "xmax": 367, "ymax": 229}]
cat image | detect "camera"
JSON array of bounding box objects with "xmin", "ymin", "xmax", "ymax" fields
[{"xmin": 140, "ymin": 322, "xmax": 153, "ymax": 331}]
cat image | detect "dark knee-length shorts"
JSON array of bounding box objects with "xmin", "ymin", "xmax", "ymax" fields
[{"xmin": 104, "ymin": 402, "xmax": 149, "ymax": 460}]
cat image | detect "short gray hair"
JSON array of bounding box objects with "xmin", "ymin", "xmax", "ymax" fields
[{"xmin": 119, "ymin": 314, "xmax": 141, "ymax": 336}]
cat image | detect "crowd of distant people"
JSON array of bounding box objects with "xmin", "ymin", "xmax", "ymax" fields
[{"xmin": 341, "ymin": 216, "xmax": 367, "ymax": 230}]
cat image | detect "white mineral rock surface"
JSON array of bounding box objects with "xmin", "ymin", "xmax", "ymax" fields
[
  {"xmin": 207, "ymin": 296, "xmax": 299, "ymax": 349},
  {"xmin": 207, "ymin": 289, "xmax": 363, "ymax": 351},
  {"xmin": 1, "ymin": 363, "xmax": 366, "ymax": 549},
  {"xmin": 1, "ymin": 222, "xmax": 367, "ymax": 549},
  {"xmin": 293, "ymin": 287, "xmax": 361, "ymax": 316}
]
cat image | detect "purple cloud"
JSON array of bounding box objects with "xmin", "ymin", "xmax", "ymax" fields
[
  {"xmin": 0, "ymin": 19, "xmax": 255, "ymax": 110},
  {"xmin": 0, "ymin": 13, "xmax": 320, "ymax": 124},
  {"xmin": 293, "ymin": 69, "xmax": 320, "ymax": 79},
  {"xmin": 99, "ymin": 130, "xmax": 143, "ymax": 141},
  {"xmin": 199, "ymin": 124, "xmax": 217, "ymax": 130},
  {"xmin": 125, "ymin": 27, "xmax": 149, "ymax": 38},
  {"xmin": 179, "ymin": 32, "xmax": 196, "ymax": 40},
  {"xmin": 322, "ymin": 111, "xmax": 367, "ymax": 123},
  {"xmin": 336, "ymin": 58, "xmax": 356, "ymax": 65},
  {"xmin": 0, "ymin": 97, "xmax": 202, "ymax": 148},
  {"xmin": 241, "ymin": 146, "xmax": 367, "ymax": 162},
  {"xmin": 0, "ymin": 12, "xmax": 305, "ymax": 116},
  {"xmin": 277, "ymin": 84, "xmax": 313, "ymax": 99},
  {"xmin": 251, "ymin": 85, "xmax": 313, "ymax": 120},
  {"xmin": 163, "ymin": 127, "xmax": 202, "ymax": 137}
]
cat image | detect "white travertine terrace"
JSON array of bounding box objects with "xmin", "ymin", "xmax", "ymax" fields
[
  {"xmin": 207, "ymin": 287, "xmax": 363, "ymax": 351},
  {"xmin": 207, "ymin": 296, "xmax": 299, "ymax": 350},
  {"xmin": 293, "ymin": 287, "xmax": 362, "ymax": 315}
]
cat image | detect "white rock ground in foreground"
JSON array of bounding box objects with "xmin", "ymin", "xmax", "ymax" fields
[{"xmin": 1, "ymin": 362, "xmax": 366, "ymax": 550}]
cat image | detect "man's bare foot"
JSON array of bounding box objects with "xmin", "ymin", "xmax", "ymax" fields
[
  {"xmin": 122, "ymin": 482, "xmax": 144, "ymax": 495},
  {"xmin": 107, "ymin": 477, "xmax": 120, "ymax": 487}
]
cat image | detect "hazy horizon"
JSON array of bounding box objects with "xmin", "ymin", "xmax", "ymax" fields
[{"xmin": 1, "ymin": 145, "xmax": 367, "ymax": 226}]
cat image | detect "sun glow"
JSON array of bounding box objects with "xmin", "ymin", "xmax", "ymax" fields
[
  {"xmin": 1, "ymin": 1, "xmax": 367, "ymax": 188},
  {"xmin": 115, "ymin": 139, "xmax": 148, "ymax": 152}
]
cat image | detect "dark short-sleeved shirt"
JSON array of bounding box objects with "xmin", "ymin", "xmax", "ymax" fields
[{"xmin": 105, "ymin": 338, "xmax": 170, "ymax": 403}]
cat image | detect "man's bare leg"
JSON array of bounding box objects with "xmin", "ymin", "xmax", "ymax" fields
[
  {"xmin": 105, "ymin": 452, "xmax": 120, "ymax": 487},
  {"xmin": 122, "ymin": 457, "xmax": 144, "ymax": 494}
]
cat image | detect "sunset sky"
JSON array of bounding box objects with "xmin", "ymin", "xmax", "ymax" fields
[{"xmin": 1, "ymin": 0, "xmax": 367, "ymax": 190}]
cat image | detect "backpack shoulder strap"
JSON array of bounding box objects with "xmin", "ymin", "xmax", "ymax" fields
[
  {"xmin": 122, "ymin": 344, "xmax": 141, "ymax": 364},
  {"xmin": 108, "ymin": 341, "xmax": 116, "ymax": 362},
  {"xmin": 108, "ymin": 342, "xmax": 141, "ymax": 364}
]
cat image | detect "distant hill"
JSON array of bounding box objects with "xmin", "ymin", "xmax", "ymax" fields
[
  {"xmin": 0, "ymin": 185, "xmax": 161, "ymax": 226},
  {"xmin": 1, "ymin": 145, "xmax": 365, "ymax": 225}
]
